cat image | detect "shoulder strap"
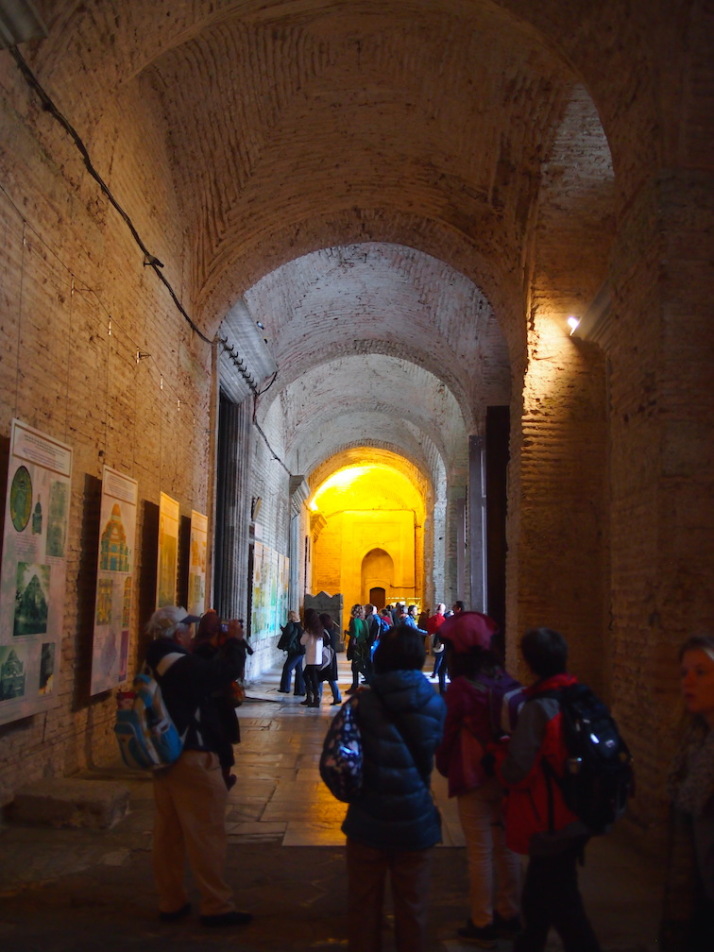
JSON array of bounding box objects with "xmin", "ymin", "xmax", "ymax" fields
[
  {"xmin": 146, "ymin": 651, "xmax": 203, "ymax": 747},
  {"xmin": 154, "ymin": 651, "xmax": 185, "ymax": 678}
]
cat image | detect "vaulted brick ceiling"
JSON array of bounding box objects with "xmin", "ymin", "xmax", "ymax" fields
[{"xmin": 32, "ymin": 0, "xmax": 621, "ymax": 482}]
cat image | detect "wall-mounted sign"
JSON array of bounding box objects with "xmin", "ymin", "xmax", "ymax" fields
[
  {"xmin": 157, "ymin": 492, "xmax": 179, "ymax": 608},
  {"xmin": 0, "ymin": 420, "xmax": 72, "ymax": 725},
  {"xmin": 188, "ymin": 509, "xmax": 207, "ymax": 616},
  {"xmin": 251, "ymin": 540, "xmax": 289, "ymax": 640},
  {"xmin": 90, "ymin": 466, "xmax": 138, "ymax": 695}
]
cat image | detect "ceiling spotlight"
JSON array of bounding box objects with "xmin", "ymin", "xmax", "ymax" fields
[{"xmin": 567, "ymin": 316, "xmax": 580, "ymax": 335}]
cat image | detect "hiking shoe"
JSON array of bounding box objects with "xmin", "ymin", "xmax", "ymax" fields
[
  {"xmin": 457, "ymin": 919, "xmax": 498, "ymax": 947},
  {"xmin": 494, "ymin": 913, "xmax": 521, "ymax": 938},
  {"xmin": 159, "ymin": 902, "xmax": 191, "ymax": 922},
  {"xmin": 200, "ymin": 910, "xmax": 253, "ymax": 927}
]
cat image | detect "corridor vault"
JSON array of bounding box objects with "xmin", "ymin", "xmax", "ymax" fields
[{"xmin": 0, "ymin": 2, "xmax": 713, "ymax": 895}]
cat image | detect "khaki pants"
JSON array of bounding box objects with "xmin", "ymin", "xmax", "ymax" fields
[
  {"xmin": 457, "ymin": 777, "xmax": 522, "ymax": 927},
  {"xmin": 152, "ymin": 749, "xmax": 235, "ymax": 916},
  {"xmin": 346, "ymin": 837, "xmax": 432, "ymax": 952}
]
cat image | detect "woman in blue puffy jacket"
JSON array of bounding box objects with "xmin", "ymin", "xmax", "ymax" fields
[{"xmin": 342, "ymin": 626, "xmax": 445, "ymax": 952}]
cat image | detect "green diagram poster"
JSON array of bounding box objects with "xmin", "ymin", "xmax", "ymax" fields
[
  {"xmin": 0, "ymin": 420, "xmax": 72, "ymax": 726},
  {"xmin": 90, "ymin": 466, "xmax": 138, "ymax": 695}
]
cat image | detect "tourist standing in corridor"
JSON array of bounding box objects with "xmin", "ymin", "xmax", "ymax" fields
[{"xmin": 341, "ymin": 626, "xmax": 445, "ymax": 952}]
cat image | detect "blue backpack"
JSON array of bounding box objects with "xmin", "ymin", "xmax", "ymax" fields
[{"xmin": 114, "ymin": 652, "xmax": 191, "ymax": 770}]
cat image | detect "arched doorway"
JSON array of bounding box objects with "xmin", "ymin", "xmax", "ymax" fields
[
  {"xmin": 309, "ymin": 454, "xmax": 428, "ymax": 612},
  {"xmin": 362, "ymin": 548, "xmax": 394, "ymax": 608}
]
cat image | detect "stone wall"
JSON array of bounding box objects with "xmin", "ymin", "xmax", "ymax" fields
[
  {"xmin": 0, "ymin": 53, "xmax": 213, "ymax": 803},
  {"xmin": 604, "ymin": 170, "xmax": 714, "ymax": 839}
]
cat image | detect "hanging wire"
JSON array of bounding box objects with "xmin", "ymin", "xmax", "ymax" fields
[
  {"xmin": 9, "ymin": 45, "xmax": 213, "ymax": 346},
  {"xmin": 8, "ymin": 45, "xmax": 295, "ymax": 478}
]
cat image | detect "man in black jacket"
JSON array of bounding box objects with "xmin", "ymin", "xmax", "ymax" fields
[{"xmin": 144, "ymin": 605, "xmax": 252, "ymax": 929}]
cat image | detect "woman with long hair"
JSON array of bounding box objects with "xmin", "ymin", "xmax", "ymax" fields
[
  {"xmin": 300, "ymin": 608, "xmax": 324, "ymax": 708},
  {"xmin": 319, "ymin": 612, "xmax": 342, "ymax": 705}
]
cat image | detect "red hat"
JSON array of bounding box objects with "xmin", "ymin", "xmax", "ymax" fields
[{"xmin": 438, "ymin": 611, "xmax": 498, "ymax": 653}]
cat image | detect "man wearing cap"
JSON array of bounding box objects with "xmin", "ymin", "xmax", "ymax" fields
[{"xmin": 144, "ymin": 605, "xmax": 252, "ymax": 929}]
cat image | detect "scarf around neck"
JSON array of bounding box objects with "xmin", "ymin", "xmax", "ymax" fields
[{"xmin": 668, "ymin": 719, "xmax": 714, "ymax": 817}]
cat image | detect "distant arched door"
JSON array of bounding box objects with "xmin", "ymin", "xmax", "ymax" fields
[
  {"xmin": 362, "ymin": 548, "xmax": 393, "ymax": 606},
  {"xmin": 369, "ymin": 586, "xmax": 386, "ymax": 610}
]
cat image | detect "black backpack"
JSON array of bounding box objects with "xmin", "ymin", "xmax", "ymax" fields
[{"xmin": 542, "ymin": 683, "xmax": 634, "ymax": 834}]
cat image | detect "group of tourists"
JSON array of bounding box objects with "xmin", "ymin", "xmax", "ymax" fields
[
  {"xmin": 323, "ymin": 611, "xmax": 713, "ymax": 952},
  {"xmin": 335, "ymin": 612, "xmax": 610, "ymax": 952},
  {"xmin": 136, "ymin": 602, "xmax": 713, "ymax": 952},
  {"xmin": 277, "ymin": 607, "xmax": 342, "ymax": 707}
]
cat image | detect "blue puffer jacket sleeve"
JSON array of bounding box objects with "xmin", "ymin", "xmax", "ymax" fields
[{"xmin": 342, "ymin": 669, "xmax": 445, "ymax": 851}]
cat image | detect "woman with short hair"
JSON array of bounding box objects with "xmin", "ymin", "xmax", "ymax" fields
[{"xmin": 342, "ymin": 626, "xmax": 445, "ymax": 951}]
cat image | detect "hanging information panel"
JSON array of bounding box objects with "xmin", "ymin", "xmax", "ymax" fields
[
  {"xmin": 251, "ymin": 541, "xmax": 289, "ymax": 640},
  {"xmin": 0, "ymin": 419, "xmax": 72, "ymax": 726},
  {"xmin": 90, "ymin": 466, "xmax": 138, "ymax": 695},
  {"xmin": 188, "ymin": 510, "xmax": 207, "ymax": 617},
  {"xmin": 157, "ymin": 492, "xmax": 179, "ymax": 608}
]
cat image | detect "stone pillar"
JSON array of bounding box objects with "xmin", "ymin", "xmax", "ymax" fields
[
  {"xmin": 469, "ymin": 435, "xmax": 487, "ymax": 613},
  {"xmin": 507, "ymin": 318, "xmax": 608, "ymax": 694},
  {"xmin": 289, "ymin": 476, "xmax": 310, "ymax": 611},
  {"xmin": 604, "ymin": 169, "xmax": 714, "ymax": 839},
  {"xmin": 213, "ymin": 394, "xmax": 253, "ymax": 620}
]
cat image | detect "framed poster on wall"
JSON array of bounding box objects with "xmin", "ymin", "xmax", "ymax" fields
[
  {"xmin": 188, "ymin": 509, "xmax": 207, "ymax": 617},
  {"xmin": 157, "ymin": 492, "xmax": 179, "ymax": 608},
  {"xmin": 89, "ymin": 466, "xmax": 138, "ymax": 695},
  {"xmin": 0, "ymin": 419, "xmax": 73, "ymax": 726},
  {"xmin": 251, "ymin": 541, "xmax": 289, "ymax": 640}
]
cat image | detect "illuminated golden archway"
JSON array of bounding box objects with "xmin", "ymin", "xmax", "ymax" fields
[{"xmin": 309, "ymin": 452, "xmax": 428, "ymax": 615}]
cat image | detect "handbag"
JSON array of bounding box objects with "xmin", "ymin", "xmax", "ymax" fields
[
  {"xmin": 320, "ymin": 644, "xmax": 334, "ymax": 669},
  {"xmin": 319, "ymin": 696, "xmax": 363, "ymax": 802},
  {"xmin": 229, "ymin": 680, "xmax": 245, "ymax": 707}
]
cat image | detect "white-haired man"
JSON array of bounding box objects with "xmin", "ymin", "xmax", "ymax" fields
[{"xmin": 144, "ymin": 605, "xmax": 251, "ymax": 929}]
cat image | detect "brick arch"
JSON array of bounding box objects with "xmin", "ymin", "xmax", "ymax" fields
[
  {"xmin": 258, "ymin": 353, "xmax": 469, "ymax": 477},
  {"xmin": 308, "ymin": 446, "xmax": 434, "ymax": 505},
  {"xmin": 248, "ymin": 244, "xmax": 510, "ymax": 432},
  {"xmin": 207, "ymin": 219, "xmax": 526, "ymax": 369},
  {"xmin": 27, "ymin": 2, "xmax": 626, "ymax": 373},
  {"xmin": 306, "ymin": 445, "xmax": 449, "ymax": 606}
]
